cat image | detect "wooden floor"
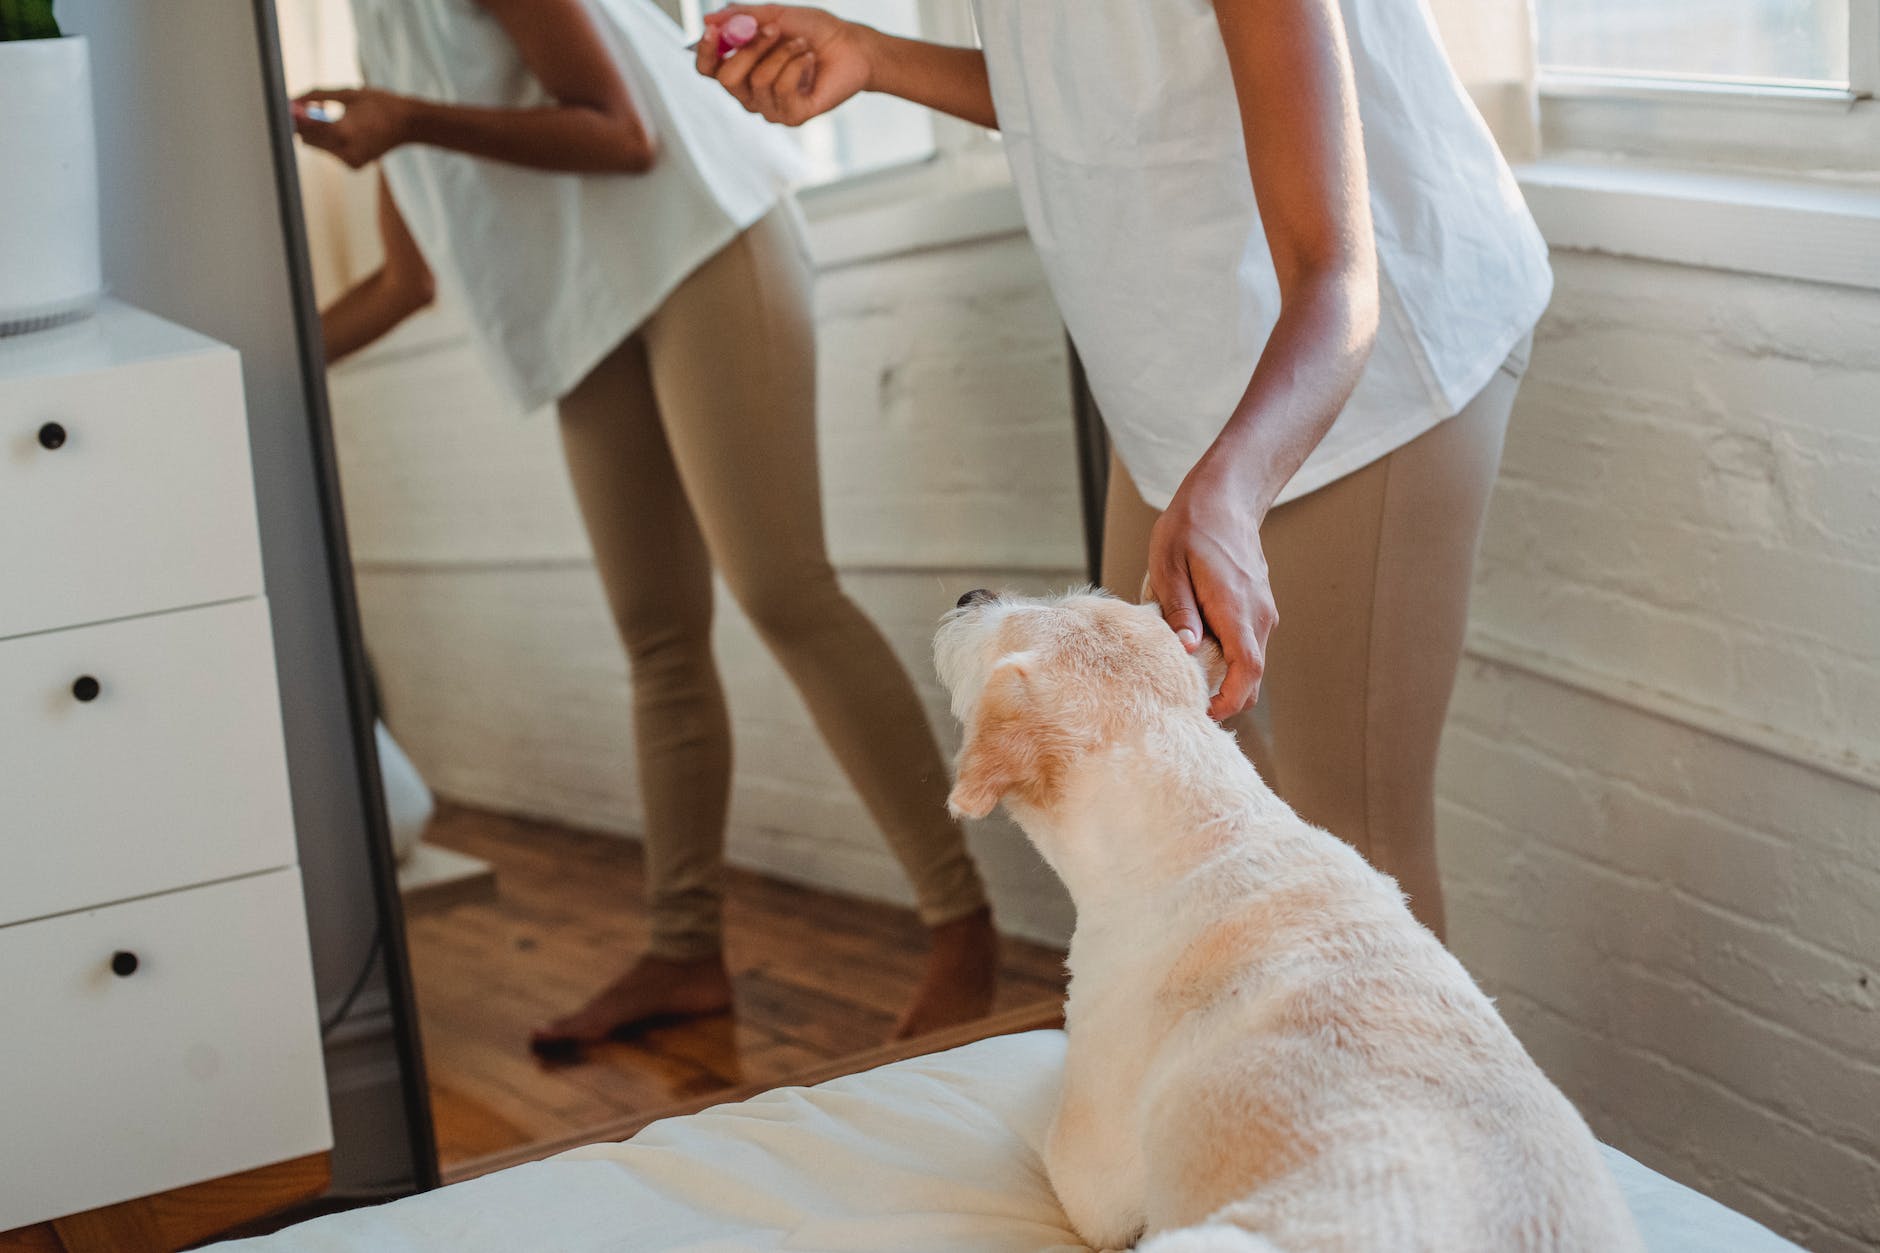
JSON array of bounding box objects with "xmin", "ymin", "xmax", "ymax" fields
[{"xmin": 407, "ymin": 804, "xmax": 1068, "ymax": 1173}]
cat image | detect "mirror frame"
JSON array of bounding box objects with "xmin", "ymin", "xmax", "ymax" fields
[{"xmin": 250, "ymin": 0, "xmax": 442, "ymax": 1192}]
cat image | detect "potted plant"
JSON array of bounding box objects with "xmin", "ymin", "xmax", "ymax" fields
[{"xmin": 0, "ymin": 0, "xmax": 101, "ymax": 336}]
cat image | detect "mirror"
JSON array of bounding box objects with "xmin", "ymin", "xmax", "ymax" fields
[{"xmin": 265, "ymin": 0, "xmax": 1086, "ymax": 1180}]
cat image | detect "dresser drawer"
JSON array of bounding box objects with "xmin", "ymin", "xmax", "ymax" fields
[
  {"xmin": 0, "ymin": 330, "xmax": 262, "ymax": 640},
  {"xmin": 0, "ymin": 869, "xmax": 331, "ymax": 1231},
  {"xmin": 0, "ymin": 598, "xmax": 296, "ymax": 926}
]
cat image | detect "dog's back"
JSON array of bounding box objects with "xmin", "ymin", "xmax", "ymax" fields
[{"xmin": 1131, "ymin": 803, "xmax": 1643, "ymax": 1253}]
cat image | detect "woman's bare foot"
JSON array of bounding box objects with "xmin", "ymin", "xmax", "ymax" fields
[
  {"xmin": 892, "ymin": 908, "xmax": 1000, "ymax": 1040},
  {"xmin": 530, "ymin": 953, "xmax": 733, "ymax": 1060}
]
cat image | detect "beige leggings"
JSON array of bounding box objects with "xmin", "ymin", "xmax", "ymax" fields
[
  {"xmin": 556, "ymin": 208, "xmax": 987, "ymax": 960},
  {"xmin": 1102, "ymin": 343, "xmax": 1529, "ymax": 939}
]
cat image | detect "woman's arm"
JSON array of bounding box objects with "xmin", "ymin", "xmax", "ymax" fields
[
  {"xmin": 320, "ymin": 176, "xmax": 437, "ymax": 365},
  {"xmin": 1148, "ymin": 0, "xmax": 1381, "ymax": 719},
  {"xmin": 695, "ymin": 5, "xmax": 994, "ymax": 130},
  {"xmin": 295, "ymin": 0, "xmax": 655, "ymax": 173}
]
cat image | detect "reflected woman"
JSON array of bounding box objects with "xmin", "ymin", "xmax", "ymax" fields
[{"xmin": 298, "ymin": 0, "xmax": 999, "ymax": 1051}]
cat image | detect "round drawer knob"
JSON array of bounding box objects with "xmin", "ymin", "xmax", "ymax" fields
[
  {"xmin": 71, "ymin": 675, "xmax": 101, "ymax": 703},
  {"xmin": 110, "ymin": 951, "xmax": 139, "ymax": 978},
  {"xmin": 37, "ymin": 422, "xmax": 67, "ymax": 451}
]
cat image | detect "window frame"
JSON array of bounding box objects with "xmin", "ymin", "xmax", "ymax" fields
[{"xmin": 1537, "ymin": 0, "xmax": 1880, "ymax": 175}]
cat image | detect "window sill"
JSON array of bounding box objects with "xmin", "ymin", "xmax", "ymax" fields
[
  {"xmin": 794, "ymin": 154, "xmax": 1880, "ymax": 290},
  {"xmin": 1539, "ymin": 71, "xmax": 1863, "ymax": 112},
  {"xmin": 1517, "ymin": 158, "xmax": 1880, "ymax": 291}
]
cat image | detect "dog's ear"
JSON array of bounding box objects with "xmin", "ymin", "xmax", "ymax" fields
[
  {"xmin": 1144, "ymin": 600, "xmax": 1228, "ymax": 702},
  {"xmin": 1194, "ymin": 636, "xmax": 1228, "ymax": 699},
  {"xmin": 949, "ymin": 656, "xmax": 1062, "ymax": 819}
]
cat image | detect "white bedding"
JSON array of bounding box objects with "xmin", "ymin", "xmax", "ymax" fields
[{"xmin": 224, "ymin": 1030, "xmax": 1799, "ymax": 1252}]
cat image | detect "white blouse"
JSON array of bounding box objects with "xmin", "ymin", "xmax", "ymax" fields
[
  {"xmin": 348, "ymin": 0, "xmax": 803, "ymax": 410},
  {"xmin": 974, "ymin": 0, "xmax": 1554, "ymax": 509}
]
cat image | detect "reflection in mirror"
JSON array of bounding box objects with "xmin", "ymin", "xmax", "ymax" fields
[{"xmin": 270, "ymin": 0, "xmax": 1077, "ymax": 1176}]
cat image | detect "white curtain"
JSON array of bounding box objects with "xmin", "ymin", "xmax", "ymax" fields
[{"xmin": 1426, "ymin": 0, "xmax": 1543, "ymax": 161}]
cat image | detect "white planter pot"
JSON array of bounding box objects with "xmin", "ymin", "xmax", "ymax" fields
[{"xmin": 0, "ymin": 35, "xmax": 101, "ymax": 337}]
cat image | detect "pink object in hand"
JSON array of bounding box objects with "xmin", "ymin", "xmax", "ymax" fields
[{"xmin": 717, "ymin": 13, "xmax": 760, "ymax": 56}]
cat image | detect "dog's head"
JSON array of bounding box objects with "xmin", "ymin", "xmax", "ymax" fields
[{"xmin": 934, "ymin": 588, "xmax": 1225, "ymax": 819}]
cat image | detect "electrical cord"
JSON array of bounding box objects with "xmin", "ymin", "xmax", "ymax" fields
[{"xmin": 320, "ymin": 923, "xmax": 385, "ymax": 1038}]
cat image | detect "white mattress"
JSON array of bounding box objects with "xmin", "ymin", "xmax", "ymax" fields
[{"xmin": 223, "ymin": 1030, "xmax": 1800, "ymax": 1252}]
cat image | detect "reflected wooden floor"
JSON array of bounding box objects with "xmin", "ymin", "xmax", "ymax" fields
[{"xmin": 407, "ymin": 804, "xmax": 1068, "ymax": 1173}]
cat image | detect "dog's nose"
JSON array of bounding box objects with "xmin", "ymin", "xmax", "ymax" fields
[{"xmin": 956, "ymin": 588, "xmax": 996, "ymax": 609}]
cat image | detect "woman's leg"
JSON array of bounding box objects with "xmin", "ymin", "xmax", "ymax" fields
[
  {"xmin": 643, "ymin": 208, "xmax": 996, "ymax": 1037},
  {"xmin": 532, "ymin": 333, "xmax": 735, "ymax": 1052},
  {"xmin": 1100, "ymin": 350, "xmax": 1524, "ymax": 938},
  {"xmin": 1256, "ymin": 356, "xmax": 1523, "ymax": 938}
]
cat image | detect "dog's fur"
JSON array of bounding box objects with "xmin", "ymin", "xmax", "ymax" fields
[{"xmin": 935, "ymin": 590, "xmax": 1642, "ymax": 1253}]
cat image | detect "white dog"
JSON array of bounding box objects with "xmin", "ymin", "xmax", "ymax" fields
[{"xmin": 935, "ymin": 589, "xmax": 1642, "ymax": 1253}]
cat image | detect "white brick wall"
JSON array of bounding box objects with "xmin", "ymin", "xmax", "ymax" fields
[{"xmin": 1444, "ymin": 251, "xmax": 1880, "ymax": 1251}]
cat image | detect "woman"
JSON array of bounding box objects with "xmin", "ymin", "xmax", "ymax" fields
[
  {"xmin": 698, "ymin": 0, "xmax": 1551, "ymax": 937},
  {"xmin": 298, "ymin": 0, "xmax": 1000, "ymax": 1050}
]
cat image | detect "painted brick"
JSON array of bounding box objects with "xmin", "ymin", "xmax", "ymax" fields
[
  {"xmin": 1788, "ymin": 853, "xmax": 1880, "ymax": 965},
  {"xmin": 1438, "ymin": 726, "xmax": 1604, "ymax": 854},
  {"xmin": 1592, "ymin": 782, "xmax": 1796, "ymax": 923},
  {"xmin": 1481, "ymin": 476, "xmax": 1729, "ymax": 609},
  {"xmin": 1700, "ymin": 353, "xmax": 1880, "ymax": 442}
]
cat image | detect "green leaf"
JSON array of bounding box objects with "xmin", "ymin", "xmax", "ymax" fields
[{"xmin": 0, "ymin": 0, "xmax": 61, "ymax": 41}]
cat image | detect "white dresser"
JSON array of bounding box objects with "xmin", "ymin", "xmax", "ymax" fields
[{"xmin": 0, "ymin": 301, "xmax": 332, "ymax": 1234}]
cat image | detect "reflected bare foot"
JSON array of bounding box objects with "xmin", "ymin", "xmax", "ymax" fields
[
  {"xmin": 530, "ymin": 953, "xmax": 733, "ymax": 1061},
  {"xmin": 892, "ymin": 907, "xmax": 999, "ymax": 1040}
]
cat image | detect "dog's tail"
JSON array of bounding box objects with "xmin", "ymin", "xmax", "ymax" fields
[{"xmin": 1137, "ymin": 1223, "xmax": 1284, "ymax": 1253}]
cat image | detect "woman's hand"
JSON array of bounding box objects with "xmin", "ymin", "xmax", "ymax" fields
[
  {"xmin": 1147, "ymin": 457, "xmax": 1277, "ymax": 720},
  {"xmin": 293, "ymin": 88, "xmax": 413, "ymax": 168},
  {"xmin": 696, "ymin": 4, "xmax": 997, "ymax": 130},
  {"xmin": 695, "ymin": 5, "xmax": 873, "ymax": 127}
]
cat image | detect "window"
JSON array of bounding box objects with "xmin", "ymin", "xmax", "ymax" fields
[
  {"xmin": 1540, "ymin": 0, "xmax": 1851, "ymax": 89},
  {"xmin": 1534, "ymin": 0, "xmax": 1878, "ymax": 173},
  {"xmin": 683, "ymin": 0, "xmax": 950, "ymax": 187}
]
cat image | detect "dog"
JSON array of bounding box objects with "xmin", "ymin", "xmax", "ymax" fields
[{"xmin": 935, "ymin": 589, "xmax": 1642, "ymax": 1253}]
